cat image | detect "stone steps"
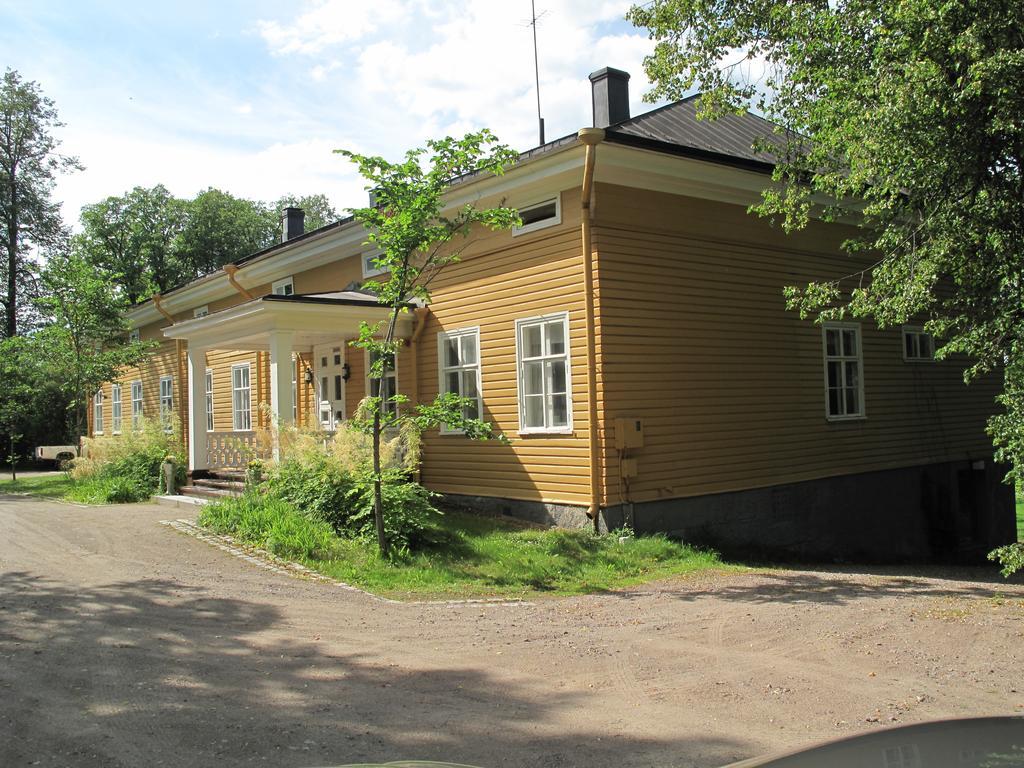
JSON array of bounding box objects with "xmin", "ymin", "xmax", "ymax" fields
[{"xmin": 161, "ymin": 470, "xmax": 248, "ymax": 506}]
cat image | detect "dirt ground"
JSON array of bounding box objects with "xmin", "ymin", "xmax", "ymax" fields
[{"xmin": 1, "ymin": 495, "xmax": 1022, "ymax": 768}]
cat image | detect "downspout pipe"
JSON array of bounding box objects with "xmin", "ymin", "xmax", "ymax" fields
[
  {"xmin": 153, "ymin": 294, "xmax": 189, "ymax": 447},
  {"xmin": 223, "ymin": 264, "xmax": 255, "ymax": 300},
  {"xmin": 578, "ymin": 127, "xmax": 605, "ymax": 529},
  {"xmin": 407, "ymin": 306, "xmax": 431, "ymax": 483}
]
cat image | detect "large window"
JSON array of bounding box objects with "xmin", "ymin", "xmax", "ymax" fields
[
  {"xmin": 438, "ymin": 327, "xmax": 482, "ymax": 433},
  {"xmin": 823, "ymin": 324, "xmax": 864, "ymax": 419},
  {"xmin": 159, "ymin": 376, "xmax": 174, "ymax": 430},
  {"xmin": 232, "ymin": 364, "xmax": 252, "ymax": 431},
  {"xmin": 93, "ymin": 390, "xmax": 104, "ymax": 434},
  {"xmin": 367, "ymin": 350, "xmax": 398, "ymax": 418},
  {"xmin": 131, "ymin": 380, "xmax": 143, "ymax": 428},
  {"xmin": 205, "ymin": 369, "xmax": 214, "ymax": 432},
  {"xmin": 516, "ymin": 312, "xmax": 572, "ymax": 433},
  {"xmin": 111, "ymin": 383, "xmax": 122, "ymax": 434},
  {"xmin": 903, "ymin": 327, "xmax": 935, "ymax": 362}
]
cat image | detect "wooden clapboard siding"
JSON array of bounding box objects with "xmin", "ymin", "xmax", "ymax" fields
[
  {"xmin": 205, "ymin": 349, "xmax": 261, "ymax": 433},
  {"xmin": 415, "ymin": 188, "xmax": 592, "ymax": 507},
  {"xmin": 94, "ymin": 335, "xmax": 181, "ymax": 435},
  {"xmin": 592, "ymin": 183, "xmax": 999, "ymax": 505}
]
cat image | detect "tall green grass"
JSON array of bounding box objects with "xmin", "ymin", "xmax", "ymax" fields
[{"xmin": 199, "ymin": 492, "xmax": 732, "ymax": 599}]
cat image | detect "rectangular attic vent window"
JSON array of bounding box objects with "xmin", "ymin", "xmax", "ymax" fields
[{"xmin": 513, "ymin": 197, "xmax": 560, "ymax": 236}]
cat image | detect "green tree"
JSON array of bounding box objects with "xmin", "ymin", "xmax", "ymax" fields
[
  {"xmin": 176, "ymin": 188, "xmax": 273, "ymax": 279},
  {"xmin": 35, "ymin": 248, "xmax": 152, "ymax": 439},
  {"xmin": 629, "ymin": 0, "xmax": 1024, "ymax": 570},
  {"xmin": 79, "ymin": 185, "xmax": 187, "ymax": 303},
  {"xmin": 0, "ymin": 335, "xmax": 42, "ymax": 478},
  {"xmin": 337, "ymin": 130, "xmax": 520, "ymax": 555},
  {"xmin": 0, "ymin": 69, "xmax": 80, "ymax": 338}
]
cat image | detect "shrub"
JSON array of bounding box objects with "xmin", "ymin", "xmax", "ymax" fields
[
  {"xmin": 261, "ymin": 422, "xmax": 438, "ymax": 552},
  {"xmin": 71, "ymin": 418, "xmax": 185, "ymax": 503},
  {"xmin": 345, "ymin": 468, "xmax": 440, "ymax": 552}
]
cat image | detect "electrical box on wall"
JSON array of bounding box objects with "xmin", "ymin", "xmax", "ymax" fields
[{"xmin": 614, "ymin": 418, "xmax": 644, "ymax": 450}]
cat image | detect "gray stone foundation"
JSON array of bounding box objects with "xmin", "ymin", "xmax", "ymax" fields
[{"xmin": 442, "ymin": 458, "xmax": 1017, "ymax": 564}]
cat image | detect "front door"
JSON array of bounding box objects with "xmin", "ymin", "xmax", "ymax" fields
[{"xmin": 313, "ymin": 342, "xmax": 346, "ymax": 430}]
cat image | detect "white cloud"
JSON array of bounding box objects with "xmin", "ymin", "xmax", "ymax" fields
[
  {"xmin": 55, "ymin": 130, "xmax": 366, "ymax": 228},
  {"xmin": 257, "ymin": 0, "xmax": 408, "ymax": 56}
]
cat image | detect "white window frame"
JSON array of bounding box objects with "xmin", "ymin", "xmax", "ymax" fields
[
  {"xmin": 232, "ymin": 363, "xmax": 252, "ymax": 431},
  {"xmin": 129, "ymin": 329, "xmax": 140, "ymax": 343},
  {"xmin": 193, "ymin": 305, "xmax": 209, "ymax": 319},
  {"xmin": 515, "ymin": 311, "xmax": 573, "ymax": 434},
  {"xmin": 130, "ymin": 380, "xmax": 143, "ymax": 428},
  {"xmin": 365, "ymin": 348, "xmax": 399, "ymax": 418},
  {"xmin": 902, "ymin": 326, "xmax": 935, "ymax": 363},
  {"xmin": 362, "ymin": 248, "xmax": 387, "ymax": 278},
  {"xmin": 159, "ymin": 375, "xmax": 174, "ymax": 430},
  {"xmin": 205, "ymin": 369, "xmax": 214, "ymax": 432},
  {"xmin": 512, "ymin": 196, "xmax": 561, "ymax": 236},
  {"xmin": 437, "ymin": 327, "xmax": 483, "ymax": 435},
  {"xmin": 822, "ymin": 323, "xmax": 866, "ymax": 421},
  {"xmin": 110, "ymin": 383, "xmax": 122, "ymax": 434},
  {"xmin": 93, "ymin": 389, "xmax": 104, "ymax": 435},
  {"xmin": 272, "ymin": 277, "xmax": 294, "ymax": 296}
]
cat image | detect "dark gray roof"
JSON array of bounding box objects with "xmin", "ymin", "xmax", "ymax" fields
[{"xmin": 606, "ymin": 96, "xmax": 788, "ymax": 171}]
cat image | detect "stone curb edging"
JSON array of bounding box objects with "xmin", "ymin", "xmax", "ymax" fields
[{"xmin": 160, "ymin": 519, "xmax": 533, "ymax": 608}]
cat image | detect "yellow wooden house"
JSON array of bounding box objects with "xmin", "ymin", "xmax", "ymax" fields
[{"xmin": 89, "ymin": 67, "xmax": 1015, "ymax": 562}]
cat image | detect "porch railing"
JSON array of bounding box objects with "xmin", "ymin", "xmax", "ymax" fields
[{"xmin": 206, "ymin": 431, "xmax": 264, "ymax": 470}]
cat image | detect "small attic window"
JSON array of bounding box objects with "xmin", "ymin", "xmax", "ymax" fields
[
  {"xmin": 513, "ymin": 197, "xmax": 561, "ymax": 236},
  {"xmin": 129, "ymin": 329, "xmax": 140, "ymax": 343},
  {"xmin": 362, "ymin": 248, "xmax": 387, "ymax": 278},
  {"xmin": 193, "ymin": 305, "xmax": 209, "ymax": 318},
  {"xmin": 272, "ymin": 277, "xmax": 294, "ymax": 296}
]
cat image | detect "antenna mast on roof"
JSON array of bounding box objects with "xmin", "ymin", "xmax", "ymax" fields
[{"xmin": 530, "ymin": 0, "xmax": 545, "ymax": 145}]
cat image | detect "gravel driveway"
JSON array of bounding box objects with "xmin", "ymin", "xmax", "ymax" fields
[{"xmin": 1, "ymin": 495, "xmax": 1021, "ymax": 768}]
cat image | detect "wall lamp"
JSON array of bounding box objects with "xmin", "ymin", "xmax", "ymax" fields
[
  {"xmin": 342, "ymin": 362, "xmax": 351, "ymax": 381},
  {"xmin": 303, "ymin": 367, "xmax": 314, "ymax": 385}
]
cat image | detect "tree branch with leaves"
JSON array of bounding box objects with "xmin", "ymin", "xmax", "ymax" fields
[{"xmin": 336, "ymin": 130, "xmax": 520, "ymax": 556}]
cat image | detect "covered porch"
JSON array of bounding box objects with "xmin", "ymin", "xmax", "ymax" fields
[{"xmin": 163, "ymin": 291, "xmax": 412, "ymax": 472}]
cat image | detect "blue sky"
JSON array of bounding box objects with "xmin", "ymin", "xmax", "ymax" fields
[{"xmin": 2, "ymin": 1, "xmax": 662, "ymax": 225}]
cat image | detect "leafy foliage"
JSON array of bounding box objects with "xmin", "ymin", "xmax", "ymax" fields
[
  {"xmin": 71, "ymin": 417, "xmax": 185, "ymax": 503},
  {"xmin": 988, "ymin": 542, "xmax": 1024, "ymax": 578},
  {"xmin": 79, "ymin": 187, "xmax": 339, "ymax": 303},
  {"xmin": 337, "ymin": 130, "xmax": 520, "ymax": 554},
  {"xmin": 36, "ymin": 248, "xmax": 153, "ymax": 438},
  {"xmin": 263, "ymin": 423, "xmax": 436, "ymax": 553},
  {"xmin": 0, "ymin": 68, "xmax": 81, "ymax": 338}
]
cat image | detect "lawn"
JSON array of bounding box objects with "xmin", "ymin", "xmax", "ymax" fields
[
  {"xmin": 199, "ymin": 497, "xmax": 737, "ymax": 600},
  {"xmin": 0, "ymin": 473, "xmax": 77, "ymax": 499}
]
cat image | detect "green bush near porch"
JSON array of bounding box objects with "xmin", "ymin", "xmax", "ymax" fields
[{"xmin": 69, "ymin": 419, "xmax": 186, "ymax": 504}]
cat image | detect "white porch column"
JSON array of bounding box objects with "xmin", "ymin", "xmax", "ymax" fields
[
  {"xmin": 186, "ymin": 345, "xmax": 209, "ymax": 473},
  {"xmin": 268, "ymin": 331, "xmax": 295, "ymax": 454}
]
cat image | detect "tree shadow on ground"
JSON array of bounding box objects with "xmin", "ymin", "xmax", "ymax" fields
[
  {"xmin": 0, "ymin": 571, "xmax": 748, "ymax": 768},
  {"xmin": 617, "ymin": 566, "xmax": 1024, "ymax": 606}
]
